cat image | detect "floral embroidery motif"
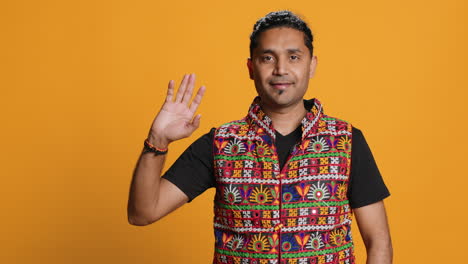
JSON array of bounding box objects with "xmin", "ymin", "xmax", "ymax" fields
[
  {"xmin": 249, "ymin": 185, "xmax": 273, "ymax": 204},
  {"xmin": 307, "ymin": 136, "xmax": 330, "ymax": 153},
  {"xmin": 337, "ymin": 135, "xmax": 351, "ymax": 152},
  {"xmin": 307, "ymin": 181, "xmax": 330, "ymax": 201},
  {"xmin": 224, "ymin": 138, "xmax": 246, "ymax": 155},
  {"xmin": 224, "ymin": 184, "xmax": 242, "ymax": 204},
  {"xmin": 306, "ymin": 232, "xmax": 324, "ymax": 250},
  {"xmin": 227, "ymin": 234, "xmax": 245, "ymax": 250},
  {"xmin": 248, "ymin": 234, "xmax": 271, "ymax": 252}
]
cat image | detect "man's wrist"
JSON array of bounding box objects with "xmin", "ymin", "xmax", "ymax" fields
[{"xmin": 147, "ymin": 134, "xmax": 169, "ymax": 149}]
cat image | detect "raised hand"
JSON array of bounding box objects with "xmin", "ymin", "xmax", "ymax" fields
[{"xmin": 147, "ymin": 73, "xmax": 206, "ymax": 148}]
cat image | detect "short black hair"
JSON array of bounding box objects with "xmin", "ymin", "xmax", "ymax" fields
[{"xmin": 249, "ymin": 10, "xmax": 314, "ymax": 58}]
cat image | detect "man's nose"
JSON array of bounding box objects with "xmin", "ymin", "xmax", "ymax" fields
[{"xmin": 273, "ymin": 58, "xmax": 288, "ymax": 75}]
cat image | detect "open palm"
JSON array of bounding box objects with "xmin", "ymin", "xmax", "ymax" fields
[{"xmin": 148, "ymin": 73, "xmax": 206, "ymax": 147}]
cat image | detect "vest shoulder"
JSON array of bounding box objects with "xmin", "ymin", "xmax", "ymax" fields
[
  {"xmin": 216, "ymin": 117, "xmax": 248, "ymax": 129},
  {"xmin": 321, "ymin": 114, "xmax": 353, "ymax": 131},
  {"xmin": 214, "ymin": 117, "xmax": 249, "ymax": 135},
  {"xmin": 322, "ymin": 114, "xmax": 352, "ymax": 124}
]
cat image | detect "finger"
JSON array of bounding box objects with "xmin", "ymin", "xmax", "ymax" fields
[
  {"xmin": 190, "ymin": 114, "xmax": 201, "ymax": 131},
  {"xmin": 175, "ymin": 74, "xmax": 189, "ymax": 103},
  {"xmin": 189, "ymin": 85, "xmax": 206, "ymax": 113},
  {"xmin": 182, "ymin": 73, "xmax": 195, "ymax": 105},
  {"xmin": 166, "ymin": 80, "xmax": 175, "ymax": 102}
]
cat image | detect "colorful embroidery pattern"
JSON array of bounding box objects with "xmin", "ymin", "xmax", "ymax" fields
[{"xmin": 213, "ymin": 96, "xmax": 355, "ymax": 264}]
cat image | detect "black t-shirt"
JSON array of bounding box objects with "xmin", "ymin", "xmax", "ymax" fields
[{"xmin": 161, "ymin": 124, "xmax": 390, "ymax": 209}]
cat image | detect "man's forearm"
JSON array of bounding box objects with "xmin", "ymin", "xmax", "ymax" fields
[
  {"xmin": 365, "ymin": 242, "xmax": 393, "ymax": 264},
  {"xmin": 127, "ymin": 136, "xmax": 168, "ymax": 226}
]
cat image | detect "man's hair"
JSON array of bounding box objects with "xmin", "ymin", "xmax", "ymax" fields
[{"xmin": 249, "ymin": 10, "xmax": 314, "ymax": 58}]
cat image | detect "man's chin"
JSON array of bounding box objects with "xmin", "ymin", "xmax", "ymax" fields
[{"xmin": 259, "ymin": 93, "xmax": 297, "ymax": 108}]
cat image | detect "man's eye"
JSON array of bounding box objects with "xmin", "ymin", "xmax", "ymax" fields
[
  {"xmin": 291, "ymin": 55, "xmax": 299, "ymax": 60},
  {"xmin": 262, "ymin": 56, "xmax": 273, "ymax": 61}
]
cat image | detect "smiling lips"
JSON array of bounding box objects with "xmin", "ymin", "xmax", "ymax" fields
[{"xmin": 271, "ymin": 82, "xmax": 293, "ymax": 90}]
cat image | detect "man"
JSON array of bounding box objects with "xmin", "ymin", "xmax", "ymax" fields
[{"xmin": 128, "ymin": 10, "xmax": 392, "ymax": 264}]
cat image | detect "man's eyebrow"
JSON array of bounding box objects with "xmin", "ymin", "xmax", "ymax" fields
[
  {"xmin": 259, "ymin": 48, "xmax": 304, "ymax": 54},
  {"xmin": 259, "ymin": 49, "xmax": 275, "ymax": 54},
  {"xmin": 287, "ymin": 48, "xmax": 303, "ymax": 54}
]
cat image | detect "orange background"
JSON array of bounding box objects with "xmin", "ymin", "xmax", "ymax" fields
[{"xmin": 1, "ymin": 0, "xmax": 467, "ymax": 263}]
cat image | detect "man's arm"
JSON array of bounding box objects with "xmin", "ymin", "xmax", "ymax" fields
[
  {"xmin": 127, "ymin": 73, "xmax": 206, "ymax": 226},
  {"xmin": 353, "ymin": 200, "xmax": 393, "ymax": 264},
  {"xmin": 127, "ymin": 149, "xmax": 189, "ymax": 226}
]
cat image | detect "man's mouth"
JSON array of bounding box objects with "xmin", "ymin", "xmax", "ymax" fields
[{"xmin": 271, "ymin": 82, "xmax": 293, "ymax": 90}]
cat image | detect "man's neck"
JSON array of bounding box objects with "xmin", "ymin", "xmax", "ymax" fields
[{"xmin": 260, "ymin": 100, "xmax": 307, "ymax": 136}]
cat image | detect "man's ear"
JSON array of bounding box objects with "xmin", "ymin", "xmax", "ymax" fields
[
  {"xmin": 309, "ymin": 55, "xmax": 318, "ymax": 78},
  {"xmin": 247, "ymin": 58, "xmax": 254, "ymax": 80}
]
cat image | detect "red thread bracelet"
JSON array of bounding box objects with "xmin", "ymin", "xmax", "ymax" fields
[{"xmin": 144, "ymin": 138, "xmax": 168, "ymax": 152}]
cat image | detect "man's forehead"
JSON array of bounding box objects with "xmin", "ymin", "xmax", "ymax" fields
[
  {"xmin": 258, "ymin": 27, "xmax": 304, "ymax": 39},
  {"xmin": 254, "ymin": 28, "xmax": 307, "ymax": 54},
  {"xmin": 258, "ymin": 27, "xmax": 304, "ymax": 41}
]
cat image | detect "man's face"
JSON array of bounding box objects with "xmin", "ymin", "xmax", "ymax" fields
[{"xmin": 247, "ymin": 27, "xmax": 317, "ymax": 109}]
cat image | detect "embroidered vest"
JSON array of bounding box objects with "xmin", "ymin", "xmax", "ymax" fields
[{"xmin": 212, "ymin": 96, "xmax": 355, "ymax": 264}]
